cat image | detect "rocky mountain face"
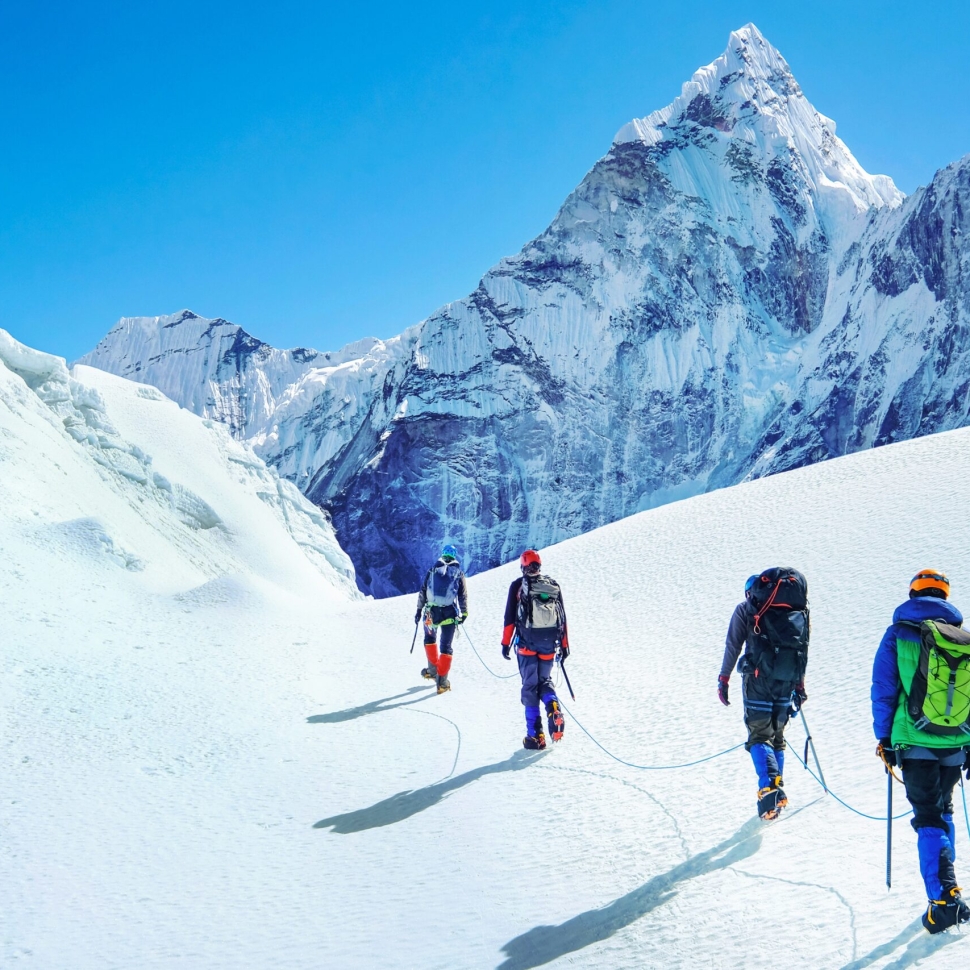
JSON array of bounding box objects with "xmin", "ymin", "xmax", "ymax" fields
[{"xmin": 79, "ymin": 25, "xmax": 970, "ymax": 597}]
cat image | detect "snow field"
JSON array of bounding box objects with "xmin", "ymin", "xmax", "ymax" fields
[{"xmin": 4, "ymin": 328, "xmax": 970, "ymax": 967}]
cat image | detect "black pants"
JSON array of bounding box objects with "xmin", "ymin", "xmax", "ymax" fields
[
  {"xmin": 741, "ymin": 673, "xmax": 791, "ymax": 751},
  {"xmin": 424, "ymin": 618, "xmax": 456, "ymax": 655},
  {"xmin": 901, "ymin": 758, "xmax": 962, "ymax": 831}
]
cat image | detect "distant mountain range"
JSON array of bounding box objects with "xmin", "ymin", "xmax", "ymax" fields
[{"xmin": 79, "ymin": 24, "xmax": 970, "ymax": 597}]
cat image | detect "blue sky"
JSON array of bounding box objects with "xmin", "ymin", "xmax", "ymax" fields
[{"xmin": 2, "ymin": 0, "xmax": 968, "ymax": 361}]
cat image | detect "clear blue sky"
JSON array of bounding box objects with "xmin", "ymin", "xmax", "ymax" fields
[{"xmin": 3, "ymin": 0, "xmax": 968, "ymax": 361}]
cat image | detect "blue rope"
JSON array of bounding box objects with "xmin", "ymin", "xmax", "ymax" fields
[
  {"xmin": 559, "ymin": 700, "xmax": 745, "ymax": 770},
  {"xmin": 786, "ymin": 745, "xmax": 911, "ymax": 821},
  {"xmin": 460, "ymin": 627, "xmax": 518, "ymax": 679},
  {"xmin": 456, "ymin": 627, "xmax": 944, "ymax": 826}
]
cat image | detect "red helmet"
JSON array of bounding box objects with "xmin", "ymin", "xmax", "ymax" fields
[{"xmin": 520, "ymin": 549, "xmax": 541, "ymax": 571}]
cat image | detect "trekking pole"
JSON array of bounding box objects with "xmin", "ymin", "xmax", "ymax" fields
[
  {"xmin": 960, "ymin": 772, "xmax": 970, "ymax": 842},
  {"xmin": 886, "ymin": 768, "xmax": 893, "ymax": 890},
  {"xmin": 409, "ymin": 620, "xmax": 419, "ymax": 655},
  {"xmin": 558, "ymin": 653, "xmax": 576, "ymax": 701},
  {"xmin": 796, "ymin": 701, "xmax": 828, "ymax": 792}
]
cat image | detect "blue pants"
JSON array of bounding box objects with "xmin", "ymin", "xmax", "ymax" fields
[
  {"xmin": 518, "ymin": 652, "xmax": 558, "ymax": 732},
  {"xmin": 903, "ymin": 757, "xmax": 962, "ymax": 899}
]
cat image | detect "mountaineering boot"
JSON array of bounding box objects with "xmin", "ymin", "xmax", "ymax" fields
[
  {"xmin": 923, "ymin": 889, "xmax": 970, "ymax": 933},
  {"xmin": 546, "ymin": 700, "xmax": 565, "ymax": 742},
  {"xmin": 773, "ymin": 775, "xmax": 788, "ymax": 811},
  {"xmin": 523, "ymin": 716, "xmax": 546, "ymax": 750},
  {"xmin": 436, "ymin": 653, "xmax": 453, "ymax": 693},
  {"xmin": 421, "ymin": 666, "xmax": 438, "ymax": 681},
  {"xmin": 757, "ymin": 786, "xmax": 781, "ymax": 821}
]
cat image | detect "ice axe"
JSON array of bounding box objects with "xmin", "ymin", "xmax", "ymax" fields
[
  {"xmin": 558, "ymin": 651, "xmax": 576, "ymax": 701},
  {"xmin": 886, "ymin": 767, "xmax": 893, "ymax": 890},
  {"xmin": 793, "ymin": 693, "xmax": 828, "ymax": 792},
  {"xmin": 409, "ymin": 620, "xmax": 420, "ymax": 654}
]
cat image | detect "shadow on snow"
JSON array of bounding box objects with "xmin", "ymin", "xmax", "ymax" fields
[
  {"xmin": 841, "ymin": 916, "xmax": 964, "ymax": 970},
  {"xmin": 496, "ymin": 816, "xmax": 764, "ymax": 970},
  {"xmin": 314, "ymin": 749, "xmax": 546, "ymax": 834},
  {"xmin": 306, "ymin": 685, "xmax": 435, "ymax": 724}
]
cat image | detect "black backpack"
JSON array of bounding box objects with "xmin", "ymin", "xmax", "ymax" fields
[{"xmin": 745, "ymin": 567, "xmax": 810, "ymax": 685}]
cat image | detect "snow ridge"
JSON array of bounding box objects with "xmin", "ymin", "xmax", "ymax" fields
[{"xmin": 1, "ymin": 328, "xmax": 358, "ymax": 597}]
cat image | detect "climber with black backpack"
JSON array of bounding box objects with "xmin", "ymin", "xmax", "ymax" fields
[
  {"xmin": 501, "ymin": 549, "xmax": 569, "ymax": 750},
  {"xmin": 718, "ymin": 568, "xmax": 809, "ymax": 821},
  {"xmin": 871, "ymin": 569, "xmax": 970, "ymax": 934},
  {"xmin": 415, "ymin": 544, "xmax": 468, "ymax": 695}
]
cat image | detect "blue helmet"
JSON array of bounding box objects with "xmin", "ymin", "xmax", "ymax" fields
[
  {"xmin": 441, "ymin": 544, "xmax": 458, "ymax": 561},
  {"xmin": 744, "ymin": 575, "xmax": 759, "ymax": 599}
]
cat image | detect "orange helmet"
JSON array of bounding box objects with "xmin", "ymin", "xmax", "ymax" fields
[
  {"xmin": 520, "ymin": 549, "xmax": 541, "ymax": 572},
  {"xmin": 909, "ymin": 569, "xmax": 950, "ymax": 599}
]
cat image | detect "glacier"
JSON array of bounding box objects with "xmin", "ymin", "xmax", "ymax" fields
[{"xmin": 79, "ymin": 24, "xmax": 970, "ymax": 597}]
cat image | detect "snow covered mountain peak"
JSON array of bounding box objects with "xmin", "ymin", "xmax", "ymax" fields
[
  {"xmin": 79, "ymin": 28, "xmax": 970, "ymax": 599},
  {"xmin": 615, "ymin": 23, "xmax": 902, "ymax": 233}
]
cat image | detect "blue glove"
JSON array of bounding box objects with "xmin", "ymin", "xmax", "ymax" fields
[
  {"xmin": 414, "ymin": 609, "xmax": 423, "ymax": 625},
  {"xmin": 717, "ymin": 675, "xmax": 730, "ymax": 706},
  {"xmin": 502, "ymin": 643, "xmax": 512, "ymax": 660}
]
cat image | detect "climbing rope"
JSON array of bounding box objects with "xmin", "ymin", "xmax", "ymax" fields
[
  {"xmin": 457, "ymin": 626, "xmax": 969, "ymax": 832},
  {"xmin": 459, "ymin": 627, "xmax": 518, "ymax": 679},
  {"xmin": 559, "ymin": 699, "xmax": 745, "ymax": 769},
  {"xmin": 786, "ymin": 744, "xmax": 912, "ymax": 822}
]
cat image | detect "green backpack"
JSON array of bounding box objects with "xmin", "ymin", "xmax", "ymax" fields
[{"xmin": 907, "ymin": 620, "xmax": 970, "ymax": 736}]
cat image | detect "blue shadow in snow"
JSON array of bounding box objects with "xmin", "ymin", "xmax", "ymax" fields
[
  {"xmin": 497, "ymin": 816, "xmax": 764, "ymax": 970},
  {"xmin": 307, "ymin": 685, "xmax": 434, "ymax": 724},
  {"xmin": 841, "ymin": 917, "xmax": 963, "ymax": 970},
  {"xmin": 314, "ymin": 749, "xmax": 545, "ymax": 834}
]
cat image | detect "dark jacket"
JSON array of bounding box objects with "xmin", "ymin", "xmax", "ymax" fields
[
  {"xmin": 502, "ymin": 575, "xmax": 569, "ymax": 653},
  {"xmin": 871, "ymin": 595, "xmax": 964, "ymax": 741},
  {"xmin": 720, "ymin": 598, "xmax": 806, "ymax": 700},
  {"xmin": 720, "ymin": 601, "xmax": 751, "ymax": 679},
  {"xmin": 416, "ymin": 558, "xmax": 468, "ymax": 624}
]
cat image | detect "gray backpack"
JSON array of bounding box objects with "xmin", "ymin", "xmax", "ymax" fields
[
  {"xmin": 426, "ymin": 561, "xmax": 461, "ymax": 607},
  {"xmin": 517, "ymin": 574, "xmax": 565, "ymax": 647}
]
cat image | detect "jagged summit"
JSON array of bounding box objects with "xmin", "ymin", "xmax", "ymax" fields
[
  {"xmin": 80, "ymin": 32, "xmax": 970, "ymax": 598},
  {"xmin": 614, "ymin": 24, "xmax": 902, "ymax": 225}
]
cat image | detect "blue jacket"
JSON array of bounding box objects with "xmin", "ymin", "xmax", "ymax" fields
[{"xmin": 870, "ymin": 596, "xmax": 964, "ymax": 739}]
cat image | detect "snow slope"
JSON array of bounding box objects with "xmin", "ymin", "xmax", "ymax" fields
[{"xmin": 6, "ymin": 323, "xmax": 970, "ymax": 967}]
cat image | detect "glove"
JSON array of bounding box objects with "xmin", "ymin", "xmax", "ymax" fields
[
  {"xmin": 877, "ymin": 738, "xmax": 897, "ymax": 768},
  {"xmin": 717, "ymin": 675, "xmax": 730, "ymax": 706},
  {"xmin": 414, "ymin": 609, "xmax": 423, "ymax": 625},
  {"xmin": 502, "ymin": 643, "xmax": 512, "ymax": 660},
  {"xmin": 964, "ymin": 749, "xmax": 970, "ymax": 780},
  {"xmin": 459, "ymin": 612, "xmax": 468, "ymax": 625},
  {"xmin": 559, "ymin": 645, "xmax": 570, "ymax": 662},
  {"xmin": 795, "ymin": 683, "xmax": 808, "ymax": 705}
]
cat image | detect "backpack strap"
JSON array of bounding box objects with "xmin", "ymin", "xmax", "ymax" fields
[{"xmin": 753, "ymin": 579, "xmax": 782, "ymax": 634}]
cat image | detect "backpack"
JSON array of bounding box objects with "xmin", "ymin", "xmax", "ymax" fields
[
  {"xmin": 426, "ymin": 561, "xmax": 461, "ymax": 607},
  {"xmin": 517, "ymin": 574, "xmax": 565, "ymax": 647},
  {"xmin": 907, "ymin": 620, "xmax": 970, "ymax": 736},
  {"xmin": 745, "ymin": 567, "xmax": 809, "ymax": 685}
]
